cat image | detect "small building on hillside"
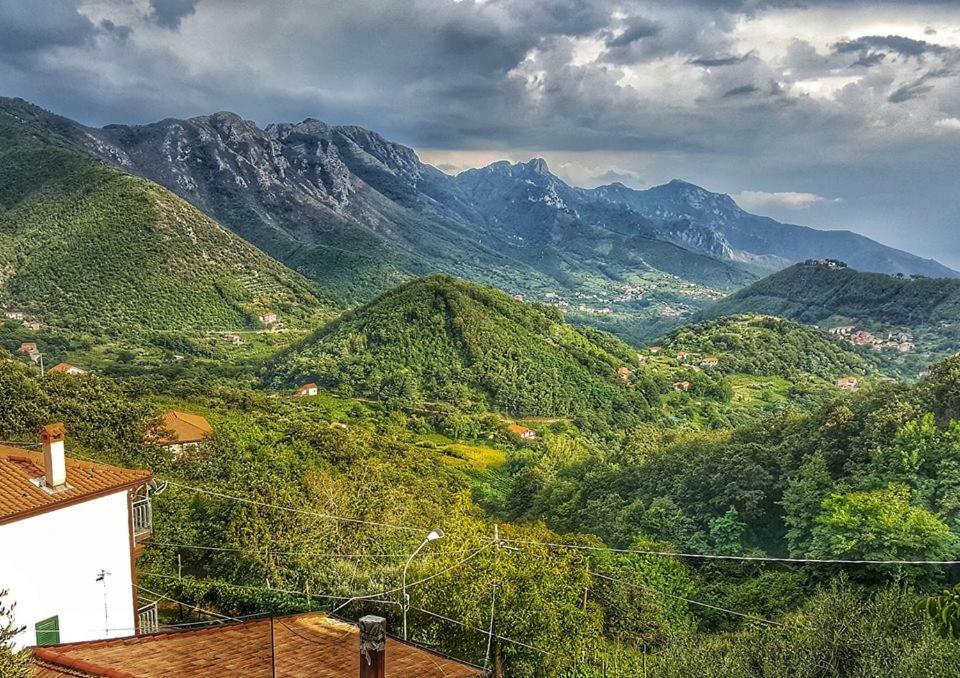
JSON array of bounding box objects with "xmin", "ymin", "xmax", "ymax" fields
[
  {"xmin": 701, "ymin": 356, "xmax": 719, "ymax": 367},
  {"xmin": 829, "ymin": 325, "xmax": 855, "ymax": 336},
  {"xmin": 507, "ymin": 424, "xmax": 537, "ymax": 440},
  {"xmin": 47, "ymin": 363, "xmax": 86, "ymax": 376},
  {"xmin": 19, "ymin": 341, "xmax": 37, "ymax": 354},
  {"xmin": 0, "ymin": 424, "xmax": 154, "ymax": 649},
  {"xmin": 617, "ymin": 366, "xmax": 632, "ymax": 382},
  {"xmin": 30, "ymin": 613, "xmax": 483, "ymax": 677},
  {"xmin": 224, "ymin": 333, "xmax": 243, "ymax": 346},
  {"xmin": 258, "ymin": 312, "xmax": 278, "ymax": 326},
  {"xmin": 150, "ymin": 411, "xmax": 213, "ymax": 454},
  {"xmin": 676, "ymin": 351, "xmax": 689, "ymax": 360},
  {"xmin": 649, "ymin": 345, "xmax": 662, "ymax": 354},
  {"xmin": 4, "ymin": 309, "xmax": 25, "ymax": 321},
  {"xmin": 294, "ymin": 383, "xmax": 318, "ymax": 397},
  {"xmin": 23, "ymin": 320, "xmax": 42, "ymax": 331},
  {"xmin": 837, "ymin": 375, "xmax": 859, "ymax": 391},
  {"xmin": 673, "ymin": 380, "xmax": 691, "ymax": 392}
]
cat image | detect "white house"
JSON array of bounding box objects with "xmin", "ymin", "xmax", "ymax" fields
[
  {"xmin": 0, "ymin": 424, "xmax": 154, "ymax": 649},
  {"xmin": 294, "ymin": 382, "xmax": 318, "ymax": 397}
]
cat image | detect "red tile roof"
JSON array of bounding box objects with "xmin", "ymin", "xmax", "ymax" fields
[
  {"xmin": 0, "ymin": 445, "xmax": 151, "ymax": 525},
  {"xmin": 32, "ymin": 613, "xmax": 482, "ymax": 677},
  {"xmin": 150, "ymin": 411, "xmax": 213, "ymax": 445},
  {"xmin": 48, "ymin": 363, "xmax": 83, "ymax": 375}
]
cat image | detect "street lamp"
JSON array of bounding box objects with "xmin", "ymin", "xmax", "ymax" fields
[{"xmin": 402, "ymin": 529, "xmax": 443, "ymax": 640}]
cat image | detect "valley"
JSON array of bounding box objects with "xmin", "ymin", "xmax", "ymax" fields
[{"xmin": 3, "ymin": 94, "xmax": 960, "ymax": 677}]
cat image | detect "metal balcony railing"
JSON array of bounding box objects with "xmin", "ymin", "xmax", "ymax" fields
[
  {"xmin": 137, "ymin": 601, "xmax": 159, "ymax": 635},
  {"xmin": 132, "ymin": 496, "xmax": 152, "ymax": 539}
]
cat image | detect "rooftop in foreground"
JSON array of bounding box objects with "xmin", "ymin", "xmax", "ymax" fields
[
  {"xmin": 32, "ymin": 612, "xmax": 483, "ymax": 677},
  {"xmin": 0, "ymin": 444, "xmax": 151, "ymax": 524}
]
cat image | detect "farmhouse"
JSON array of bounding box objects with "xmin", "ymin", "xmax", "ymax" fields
[
  {"xmin": 150, "ymin": 411, "xmax": 213, "ymax": 454},
  {"xmin": 4, "ymin": 309, "xmax": 25, "ymax": 321},
  {"xmin": 507, "ymin": 424, "xmax": 537, "ymax": 440},
  {"xmin": 294, "ymin": 382, "xmax": 319, "ymax": 397},
  {"xmin": 0, "ymin": 424, "xmax": 154, "ymax": 650},
  {"xmin": 258, "ymin": 312, "xmax": 278, "ymax": 325},
  {"xmin": 47, "ymin": 363, "xmax": 86, "ymax": 376},
  {"xmin": 701, "ymin": 356, "xmax": 719, "ymax": 367}
]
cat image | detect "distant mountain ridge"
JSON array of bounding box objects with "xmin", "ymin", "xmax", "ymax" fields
[
  {"xmin": 587, "ymin": 179, "xmax": 957, "ymax": 279},
  {"xmin": 700, "ymin": 260, "xmax": 960, "ymax": 326}
]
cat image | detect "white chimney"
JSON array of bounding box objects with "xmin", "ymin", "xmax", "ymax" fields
[{"xmin": 41, "ymin": 423, "xmax": 67, "ymax": 488}]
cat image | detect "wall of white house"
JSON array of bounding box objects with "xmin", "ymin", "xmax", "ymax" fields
[{"xmin": 0, "ymin": 489, "xmax": 135, "ymax": 649}]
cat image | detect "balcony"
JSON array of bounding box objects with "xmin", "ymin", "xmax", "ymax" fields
[
  {"xmin": 132, "ymin": 496, "xmax": 152, "ymax": 541},
  {"xmin": 137, "ymin": 602, "xmax": 159, "ymax": 635}
]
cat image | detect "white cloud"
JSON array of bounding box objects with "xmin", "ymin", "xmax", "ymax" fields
[
  {"xmin": 935, "ymin": 117, "xmax": 960, "ymax": 130},
  {"xmin": 734, "ymin": 190, "xmax": 841, "ymax": 211}
]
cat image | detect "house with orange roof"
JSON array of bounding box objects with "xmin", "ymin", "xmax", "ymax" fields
[
  {"xmin": 676, "ymin": 351, "xmax": 689, "ymax": 360},
  {"xmin": 700, "ymin": 356, "xmax": 719, "ymax": 367},
  {"xmin": 507, "ymin": 424, "xmax": 537, "ymax": 440},
  {"xmin": 149, "ymin": 411, "xmax": 213, "ymax": 455},
  {"xmin": 30, "ymin": 612, "xmax": 483, "ymax": 677},
  {"xmin": 47, "ymin": 363, "xmax": 86, "ymax": 376},
  {"xmin": 617, "ymin": 366, "xmax": 631, "ymax": 382},
  {"xmin": 673, "ymin": 380, "xmax": 691, "ymax": 392},
  {"xmin": 294, "ymin": 382, "xmax": 319, "ymax": 397},
  {"xmin": 0, "ymin": 424, "xmax": 153, "ymax": 650}
]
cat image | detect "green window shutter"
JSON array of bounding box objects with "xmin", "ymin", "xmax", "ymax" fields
[{"xmin": 35, "ymin": 615, "xmax": 60, "ymax": 646}]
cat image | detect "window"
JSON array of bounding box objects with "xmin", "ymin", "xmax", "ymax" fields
[{"xmin": 35, "ymin": 615, "xmax": 60, "ymax": 646}]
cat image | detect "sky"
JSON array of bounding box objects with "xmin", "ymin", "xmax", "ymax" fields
[{"xmin": 2, "ymin": 0, "xmax": 960, "ymax": 266}]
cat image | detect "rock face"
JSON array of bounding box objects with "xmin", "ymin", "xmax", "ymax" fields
[{"xmin": 4, "ymin": 96, "xmax": 950, "ymax": 309}]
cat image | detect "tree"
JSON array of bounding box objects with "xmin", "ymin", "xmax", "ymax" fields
[
  {"xmin": 809, "ymin": 485, "xmax": 958, "ymax": 566},
  {"xmin": 0, "ymin": 589, "xmax": 29, "ymax": 678},
  {"xmin": 782, "ymin": 453, "xmax": 834, "ymax": 556},
  {"xmin": 709, "ymin": 507, "xmax": 747, "ymax": 556}
]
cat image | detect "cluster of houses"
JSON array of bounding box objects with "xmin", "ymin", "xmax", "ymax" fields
[
  {"xmin": 829, "ymin": 325, "xmax": 915, "ymax": 353},
  {"xmin": 15, "ymin": 342, "xmax": 87, "ymax": 376},
  {"xmin": 0, "ymin": 422, "xmax": 481, "ymax": 676},
  {"xmin": 4, "ymin": 308, "xmax": 41, "ymax": 330}
]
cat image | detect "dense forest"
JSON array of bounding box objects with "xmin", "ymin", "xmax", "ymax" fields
[
  {"xmin": 268, "ymin": 275, "xmax": 666, "ymax": 424},
  {"xmin": 704, "ymin": 261, "xmax": 960, "ymax": 326}
]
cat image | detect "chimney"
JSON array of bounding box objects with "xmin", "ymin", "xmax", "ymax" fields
[
  {"xmin": 41, "ymin": 423, "xmax": 67, "ymax": 488},
  {"xmin": 358, "ymin": 615, "xmax": 386, "ymax": 678}
]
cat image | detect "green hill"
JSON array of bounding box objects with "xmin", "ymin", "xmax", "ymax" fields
[
  {"xmin": 267, "ymin": 275, "xmax": 664, "ymax": 420},
  {"xmin": 660, "ymin": 314, "xmax": 874, "ymax": 381},
  {"xmin": 0, "ymin": 103, "xmax": 329, "ymax": 334},
  {"xmin": 702, "ymin": 261, "xmax": 960, "ymax": 326}
]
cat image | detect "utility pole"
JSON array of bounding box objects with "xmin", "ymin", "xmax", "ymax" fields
[{"xmin": 39, "ymin": 353, "xmax": 44, "ymax": 377}]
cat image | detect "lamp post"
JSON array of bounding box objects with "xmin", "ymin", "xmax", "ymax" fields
[{"xmin": 402, "ymin": 529, "xmax": 443, "ymax": 641}]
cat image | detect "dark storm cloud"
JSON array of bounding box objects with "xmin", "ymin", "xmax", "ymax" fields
[
  {"xmin": 604, "ymin": 16, "xmax": 661, "ymax": 47},
  {"xmin": 722, "ymin": 84, "xmax": 761, "ymax": 97},
  {"xmin": 691, "ymin": 52, "xmax": 753, "ymax": 67},
  {"xmin": 149, "ymin": 0, "xmax": 200, "ymax": 29},
  {"xmin": 834, "ymin": 35, "xmax": 951, "ymax": 58},
  {"xmin": 0, "ymin": 0, "xmax": 97, "ymax": 55}
]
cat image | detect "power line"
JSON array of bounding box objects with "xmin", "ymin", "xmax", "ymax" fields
[
  {"xmin": 501, "ymin": 538, "xmax": 960, "ymax": 566},
  {"xmin": 161, "ymin": 479, "xmax": 431, "ymax": 534},
  {"xmin": 590, "ymin": 572, "xmax": 782, "ymax": 627},
  {"xmin": 135, "ymin": 583, "xmax": 242, "ymax": 623},
  {"xmin": 409, "ymin": 605, "xmax": 550, "ymax": 655},
  {"xmin": 147, "ymin": 539, "xmax": 471, "ymax": 559}
]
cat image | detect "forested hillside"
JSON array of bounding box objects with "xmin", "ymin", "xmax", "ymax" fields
[
  {"xmin": 0, "ymin": 102, "xmax": 329, "ymax": 334},
  {"xmin": 268, "ymin": 275, "xmax": 664, "ymax": 422},
  {"xmin": 662, "ymin": 314, "xmax": 874, "ymax": 380},
  {"xmin": 703, "ymin": 261, "xmax": 960, "ymax": 326}
]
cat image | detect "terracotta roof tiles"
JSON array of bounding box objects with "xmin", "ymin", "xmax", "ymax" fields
[
  {"xmin": 32, "ymin": 613, "xmax": 482, "ymax": 677},
  {"xmin": 0, "ymin": 445, "xmax": 151, "ymax": 524},
  {"xmin": 151, "ymin": 411, "xmax": 213, "ymax": 445}
]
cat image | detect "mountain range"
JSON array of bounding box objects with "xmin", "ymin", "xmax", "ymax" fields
[{"xmin": 3, "ymin": 97, "xmax": 951, "ymax": 312}]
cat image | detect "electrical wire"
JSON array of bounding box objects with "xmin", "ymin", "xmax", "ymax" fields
[
  {"xmin": 409, "ymin": 605, "xmax": 550, "ymax": 655},
  {"xmin": 500, "ymin": 538, "xmax": 960, "ymax": 566},
  {"xmin": 146, "ymin": 539, "xmax": 452, "ymax": 559},
  {"xmin": 591, "ymin": 572, "xmax": 783, "ymax": 627}
]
